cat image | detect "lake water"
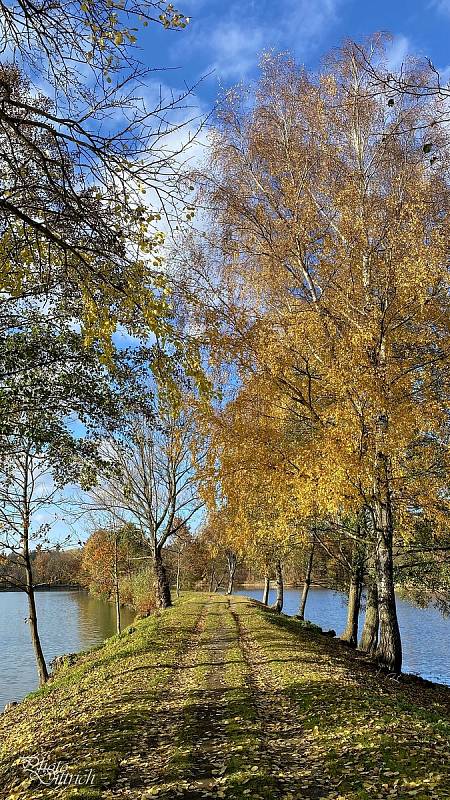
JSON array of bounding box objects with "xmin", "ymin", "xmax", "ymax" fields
[
  {"xmin": 235, "ymin": 586, "xmax": 450, "ymax": 687},
  {"xmin": 1, "ymin": 588, "xmax": 449, "ymax": 710},
  {"xmin": 0, "ymin": 590, "xmax": 135, "ymax": 709}
]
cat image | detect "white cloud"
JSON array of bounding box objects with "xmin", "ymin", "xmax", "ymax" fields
[
  {"xmin": 385, "ymin": 34, "xmax": 410, "ymax": 72},
  {"xmin": 208, "ymin": 23, "xmax": 266, "ymax": 79},
  {"xmin": 177, "ymin": 0, "xmax": 343, "ymax": 81},
  {"xmin": 431, "ymin": 0, "xmax": 450, "ymax": 15},
  {"xmin": 383, "ymin": 34, "xmax": 450, "ymax": 92},
  {"xmin": 131, "ymin": 78, "xmax": 210, "ymax": 230},
  {"xmin": 138, "ymin": 77, "xmax": 208, "ymax": 164}
]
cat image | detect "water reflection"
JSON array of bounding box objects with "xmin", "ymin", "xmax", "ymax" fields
[
  {"xmin": 1, "ymin": 587, "xmax": 448, "ymax": 710},
  {"xmin": 235, "ymin": 586, "xmax": 450, "ymax": 687},
  {"xmin": 0, "ymin": 590, "xmax": 135, "ymax": 708}
]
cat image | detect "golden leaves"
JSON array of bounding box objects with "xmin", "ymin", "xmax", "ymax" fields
[{"xmin": 197, "ymin": 45, "xmax": 450, "ymax": 549}]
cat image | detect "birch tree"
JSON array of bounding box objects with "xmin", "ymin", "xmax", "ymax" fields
[{"xmin": 193, "ymin": 41, "xmax": 449, "ymax": 672}]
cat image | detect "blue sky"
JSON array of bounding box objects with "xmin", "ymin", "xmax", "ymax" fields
[
  {"xmin": 141, "ymin": 0, "xmax": 450, "ymax": 112},
  {"xmin": 38, "ymin": 0, "xmax": 450, "ymax": 547}
]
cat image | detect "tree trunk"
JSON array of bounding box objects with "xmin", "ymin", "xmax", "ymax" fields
[
  {"xmin": 176, "ymin": 550, "xmax": 181, "ymax": 598},
  {"xmin": 214, "ymin": 571, "xmax": 225, "ymax": 592},
  {"xmin": 359, "ymin": 581, "xmax": 379, "ymax": 654},
  {"xmin": 298, "ymin": 543, "xmax": 315, "ymax": 620},
  {"xmin": 20, "ymin": 455, "xmax": 48, "ymax": 686},
  {"xmin": 26, "ymin": 589, "xmax": 48, "ymax": 686},
  {"xmin": 209, "ymin": 567, "xmax": 216, "ymax": 593},
  {"xmin": 341, "ymin": 535, "xmax": 365, "ymax": 647},
  {"xmin": 226, "ymin": 551, "xmax": 237, "ymax": 595},
  {"xmin": 340, "ymin": 575, "xmax": 362, "ymax": 647},
  {"xmin": 114, "ymin": 537, "xmax": 121, "ymax": 634},
  {"xmin": 272, "ymin": 560, "xmax": 283, "ymax": 613},
  {"xmin": 375, "ymin": 523, "xmax": 402, "ymax": 672},
  {"xmin": 23, "ymin": 546, "xmax": 48, "ymax": 686},
  {"xmin": 262, "ymin": 575, "xmax": 270, "ymax": 605},
  {"xmin": 373, "ymin": 450, "xmax": 402, "ymax": 673},
  {"xmin": 154, "ymin": 547, "xmax": 172, "ymax": 609}
]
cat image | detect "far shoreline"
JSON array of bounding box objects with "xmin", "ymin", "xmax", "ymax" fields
[
  {"xmin": 0, "ymin": 584, "xmax": 83, "ymax": 592},
  {"xmin": 236, "ymin": 582, "xmax": 334, "ymax": 590}
]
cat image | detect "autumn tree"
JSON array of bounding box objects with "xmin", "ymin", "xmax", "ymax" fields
[
  {"xmin": 32, "ymin": 548, "xmax": 82, "ymax": 586},
  {"xmin": 201, "ymin": 377, "xmax": 313, "ymax": 612},
  {"xmin": 193, "ymin": 519, "xmax": 230, "ymax": 592},
  {"xmin": 189, "ymin": 40, "xmax": 449, "ymax": 672},
  {"xmin": 81, "ymin": 530, "xmax": 120, "ymax": 598},
  {"xmin": 89, "ymin": 392, "xmax": 205, "ymax": 608},
  {"xmin": 80, "ymin": 524, "xmax": 141, "ymax": 631},
  {"xmin": 164, "ymin": 520, "xmax": 198, "ymax": 596},
  {"xmin": 198, "ymin": 507, "xmax": 240, "ymax": 594},
  {"xmin": 0, "ymin": 0, "xmax": 197, "ymax": 347}
]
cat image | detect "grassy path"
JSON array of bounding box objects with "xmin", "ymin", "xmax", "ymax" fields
[
  {"xmin": 229, "ymin": 602, "xmax": 327, "ymax": 798},
  {"xmin": 0, "ymin": 593, "xmax": 449, "ymax": 800}
]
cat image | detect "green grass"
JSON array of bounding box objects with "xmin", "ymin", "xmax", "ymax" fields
[
  {"xmin": 1, "ymin": 593, "xmax": 449, "ymax": 800},
  {"xmin": 0, "ymin": 593, "xmax": 208, "ymax": 799},
  {"xmin": 230, "ymin": 600, "xmax": 450, "ymax": 800}
]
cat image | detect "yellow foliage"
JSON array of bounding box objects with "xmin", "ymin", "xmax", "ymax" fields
[{"xmin": 195, "ymin": 42, "xmax": 449, "ymax": 556}]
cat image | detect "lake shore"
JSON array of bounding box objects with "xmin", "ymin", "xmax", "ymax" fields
[
  {"xmin": 0, "ymin": 584, "xmax": 83, "ymax": 592},
  {"xmin": 1, "ymin": 592, "xmax": 449, "ymax": 799},
  {"xmin": 235, "ymin": 585, "xmax": 450, "ymax": 685},
  {"xmin": 0, "ymin": 589, "xmax": 136, "ymax": 709}
]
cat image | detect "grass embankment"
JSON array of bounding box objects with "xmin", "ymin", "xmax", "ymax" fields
[{"xmin": 0, "ymin": 594, "xmax": 449, "ymax": 800}]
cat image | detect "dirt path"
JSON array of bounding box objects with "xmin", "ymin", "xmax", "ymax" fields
[
  {"xmin": 3, "ymin": 593, "xmax": 448, "ymax": 800},
  {"xmin": 229, "ymin": 599, "xmax": 329, "ymax": 799},
  {"xmin": 108, "ymin": 595, "xmax": 327, "ymax": 799},
  {"xmin": 174, "ymin": 598, "xmax": 238, "ymax": 799},
  {"xmin": 104, "ymin": 601, "xmax": 210, "ymax": 798},
  {"xmin": 106, "ymin": 594, "xmax": 449, "ymax": 800},
  {"xmin": 108, "ymin": 596, "xmax": 282, "ymax": 799}
]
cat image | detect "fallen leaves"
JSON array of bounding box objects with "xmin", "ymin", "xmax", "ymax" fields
[{"xmin": 1, "ymin": 594, "xmax": 449, "ymax": 800}]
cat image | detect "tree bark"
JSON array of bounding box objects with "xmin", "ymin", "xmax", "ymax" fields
[
  {"xmin": 176, "ymin": 550, "xmax": 181, "ymax": 598},
  {"xmin": 298, "ymin": 543, "xmax": 315, "ymax": 620},
  {"xmin": 209, "ymin": 567, "xmax": 216, "ymax": 593},
  {"xmin": 19, "ymin": 451, "xmax": 48, "ymax": 686},
  {"xmin": 375, "ymin": 523, "xmax": 402, "ymax": 672},
  {"xmin": 262, "ymin": 575, "xmax": 270, "ymax": 605},
  {"xmin": 226, "ymin": 550, "xmax": 237, "ymax": 595},
  {"xmin": 26, "ymin": 588, "xmax": 48, "ymax": 686},
  {"xmin": 359, "ymin": 580, "xmax": 379, "ymax": 654},
  {"xmin": 114, "ymin": 537, "xmax": 121, "ymax": 634},
  {"xmin": 341, "ymin": 538, "xmax": 365, "ymax": 647},
  {"xmin": 272, "ymin": 560, "xmax": 283, "ymax": 613},
  {"xmin": 373, "ymin": 450, "xmax": 402, "ymax": 673},
  {"xmin": 23, "ymin": 541, "xmax": 48, "ymax": 685},
  {"xmin": 340, "ymin": 574, "xmax": 362, "ymax": 647},
  {"xmin": 154, "ymin": 547, "xmax": 172, "ymax": 609}
]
